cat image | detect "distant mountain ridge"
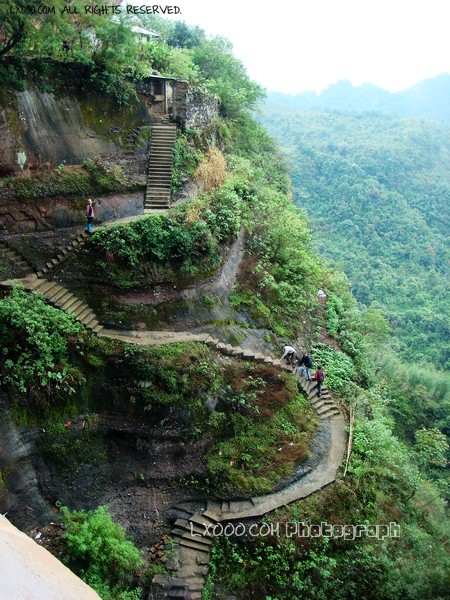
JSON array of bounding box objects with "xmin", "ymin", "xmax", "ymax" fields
[{"xmin": 266, "ymin": 74, "xmax": 450, "ymax": 123}]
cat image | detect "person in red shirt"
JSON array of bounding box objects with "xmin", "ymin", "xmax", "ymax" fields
[{"xmin": 313, "ymin": 366, "xmax": 325, "ymax": 397}]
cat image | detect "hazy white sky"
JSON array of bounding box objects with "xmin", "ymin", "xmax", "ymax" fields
[{"xmin": 165, "ymin": 0, "xmax": 450, "ymax": 94}]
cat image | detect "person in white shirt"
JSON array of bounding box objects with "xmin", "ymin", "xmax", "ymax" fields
[{"xmin": 281, "ymin": 344, "xmax": 297, "ymax": 365}]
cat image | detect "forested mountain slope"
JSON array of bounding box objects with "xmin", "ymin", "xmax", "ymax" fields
[{"xmin": 261, "ymin": 109, "xmax": 450, "ymax": 369}]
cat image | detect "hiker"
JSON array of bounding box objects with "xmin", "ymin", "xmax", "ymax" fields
[
  {"xmin": 281, "ymin": 344, "xmax": 297, "ymax": 365},
  {"xmin": 313, "ymin": 365, "xmax": 325, "ymax": 397},
  {"xmin": 297, "ymin": 351, "xmax": 313, "ymax": 380},
  {"xmin": 85, "ymin": 198, "xmax": 94, "ymax": 233}
]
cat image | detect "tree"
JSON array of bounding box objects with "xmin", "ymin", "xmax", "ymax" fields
[
  {"xmin": 0, "ymin": 0, "xmax": 41, "ymax": 58},
  {"xmin": 415, "ymin": 428, "xmax": 449, "ymax": 468},
  {"xmin": 192, "ymin": 37, "xmax": 265, "ymax": 119},
  {"xmin": 167, "ymin": 21, "xmax": 205, "ymax": 48}
]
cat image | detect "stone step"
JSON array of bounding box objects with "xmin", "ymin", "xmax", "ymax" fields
[
  {"xmin": 174, "ymin": 519, "xmax": 207, "ymax": 537},
  {"xmin": 312, "ymin": 400, "xmax": 335, "ymax": 411},
  {"xmin": 316, "ymin": 403, "xmax": 337, "ymax": 415},
  {"xmin": 178, "ymin": 539, "xmax": 210, "ymax": 553},
  {"xmin": 319, "ymin": 408, "xmax": 341, "ymax": 419},
  {"xmin": 79, "ymin": 311, "xmax": 97, "ymax": 325},
  {"xmin": 46, "ymin": 285, "xmax": 67, "ymax": 303},
  {"xmin": 150, "ymin": 150, "xmax": 175, "ymax": 155},
  {"xmin": 231, "ymin": 347, "xmax": 244, "ymax": 357},
  {"xmin": 77, "ymin": 307, "xmax": 94, "ymax": 322},
  {"xmin": 36, "ymin": 281, "xmax": 59, "ymax": 296},
  {"xmin": 59, "ymin": 295, "xmax": 78, "ymax": 311},
  {"xmin": 66, "ymin": 300, "xmax": 84, "ymax": 315},
  {"xmin": 147, "ymin": 173, "xmax": 172, "ymax": 179},
  {"xmin": 83, "ymin": 315, "xmax": 99, "ymax": 329},
  {"xmin": 145, "ymin": 189, "xmax": 171, "ymax": 195},
  {"xmin": 188, "ymin": 512, "xmax": 218, "ymax": 528},
  {"xmin": 145, "ymin": 194, "xmax": 170, "ymax": 204},
  {"xmin": 55, "ymin": 292, "xmax": 72, "ymax": 307},
  {"xmin": 71, "ymin": 304, "xmax": 89, "ymax": 318},
  {"xmin": 147, "ymin": 181, "xmax": 172, "ymax": 188},
  {"xmin": 180, "ymin": 532, "xmax": 212, "ymax": 546},
  {"xmin": 25, "ymin": 277, "xmax": 46, "ymax": 291},
  {"xmin": 201, "ymin": 510, "xmax": 221, "ymax": 523}
]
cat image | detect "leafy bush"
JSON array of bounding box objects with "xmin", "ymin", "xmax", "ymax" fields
[
  {"xmin": 172, "ymin": 134, "xmax": 203, "ymax": 193},
  {"xmin": 58, "ymin": 504, "xmax": 142, "ymax": 599},
  {"xmin": 0, "ymin": 285, "xmax": 83, "ymax": 403},
  {"xmin": 311, "ymin": 343, "xmax": 356, "ymax": 396}
]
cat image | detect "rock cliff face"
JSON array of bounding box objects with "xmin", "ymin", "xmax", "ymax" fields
[
  {"xmin": 0, "ymin": 88, "xmax": 151, "ymax": 175},
  {"xmin": 0, "ymin": 77, "xmax": 219, "ymax": 177}
]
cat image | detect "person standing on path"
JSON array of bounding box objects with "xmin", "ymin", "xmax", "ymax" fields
[
  {"xmin": 85, "ymin": 199, "xmax": 94, "ymax": 233},
  {"xmin": 313, "ymin": 365, "xmax": 325, "ymax": 397},
  {"xmin": 297, "ymin": 351, "xmax": 313, "ymax": 380}
]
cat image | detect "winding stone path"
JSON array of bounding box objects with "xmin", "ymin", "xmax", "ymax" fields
[
  {"xmin": 150, "ymin": 360, "xmax": 345, "ymax": 600},
  {"xmin": 1, "ymin": 242, "xmax": 346, "ymax": 600}
]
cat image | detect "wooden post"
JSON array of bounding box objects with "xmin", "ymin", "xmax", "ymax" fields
[{"xmin": 343, "ymin": 404, "xmax": 355, "ymax": 477}]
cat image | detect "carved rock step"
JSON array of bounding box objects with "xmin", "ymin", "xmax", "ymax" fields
[{"xmin": 178, "ymin": 539, "xmax": 211, "ymax": 553}]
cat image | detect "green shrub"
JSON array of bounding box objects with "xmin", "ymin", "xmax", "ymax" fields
[
  {"xmin": 58, "ymin": 504, "xmax": 142, "ymax": 599},
  {"xmin": 0, "ymin": 285, "xmax": 83, "ymax": 402}
]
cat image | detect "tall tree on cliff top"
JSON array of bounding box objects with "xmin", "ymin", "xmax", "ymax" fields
[{"xmin": 0, "ymin": 0, "xmax": 38, "ymax": 58}]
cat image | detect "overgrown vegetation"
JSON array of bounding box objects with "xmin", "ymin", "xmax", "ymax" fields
[
  {"xmin": 0, "ymin": 285, "xmax": 84, "ymax": 410},
  {"xmin": 113, "ymin": 342, "xmax": 317, "ymax": 495},
  {"xmin": 58, "ymin": 504, "xmax": 143, "ymax": 600}
]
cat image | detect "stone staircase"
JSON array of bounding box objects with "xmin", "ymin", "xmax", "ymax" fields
[
  {"xmin": 36, "ymin": 231, "xmax": 90, "ymax": 278},
  {"xmin": 144, "ymin": 124, "xmax": 177, "ymax": 213},
  {"xmin": 0, "ymin": 240, "xmax": 33, "ymax": 277},
  {"xmin": 7, "ymin": 273, "xmax": 103, "ymax": 333}
]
